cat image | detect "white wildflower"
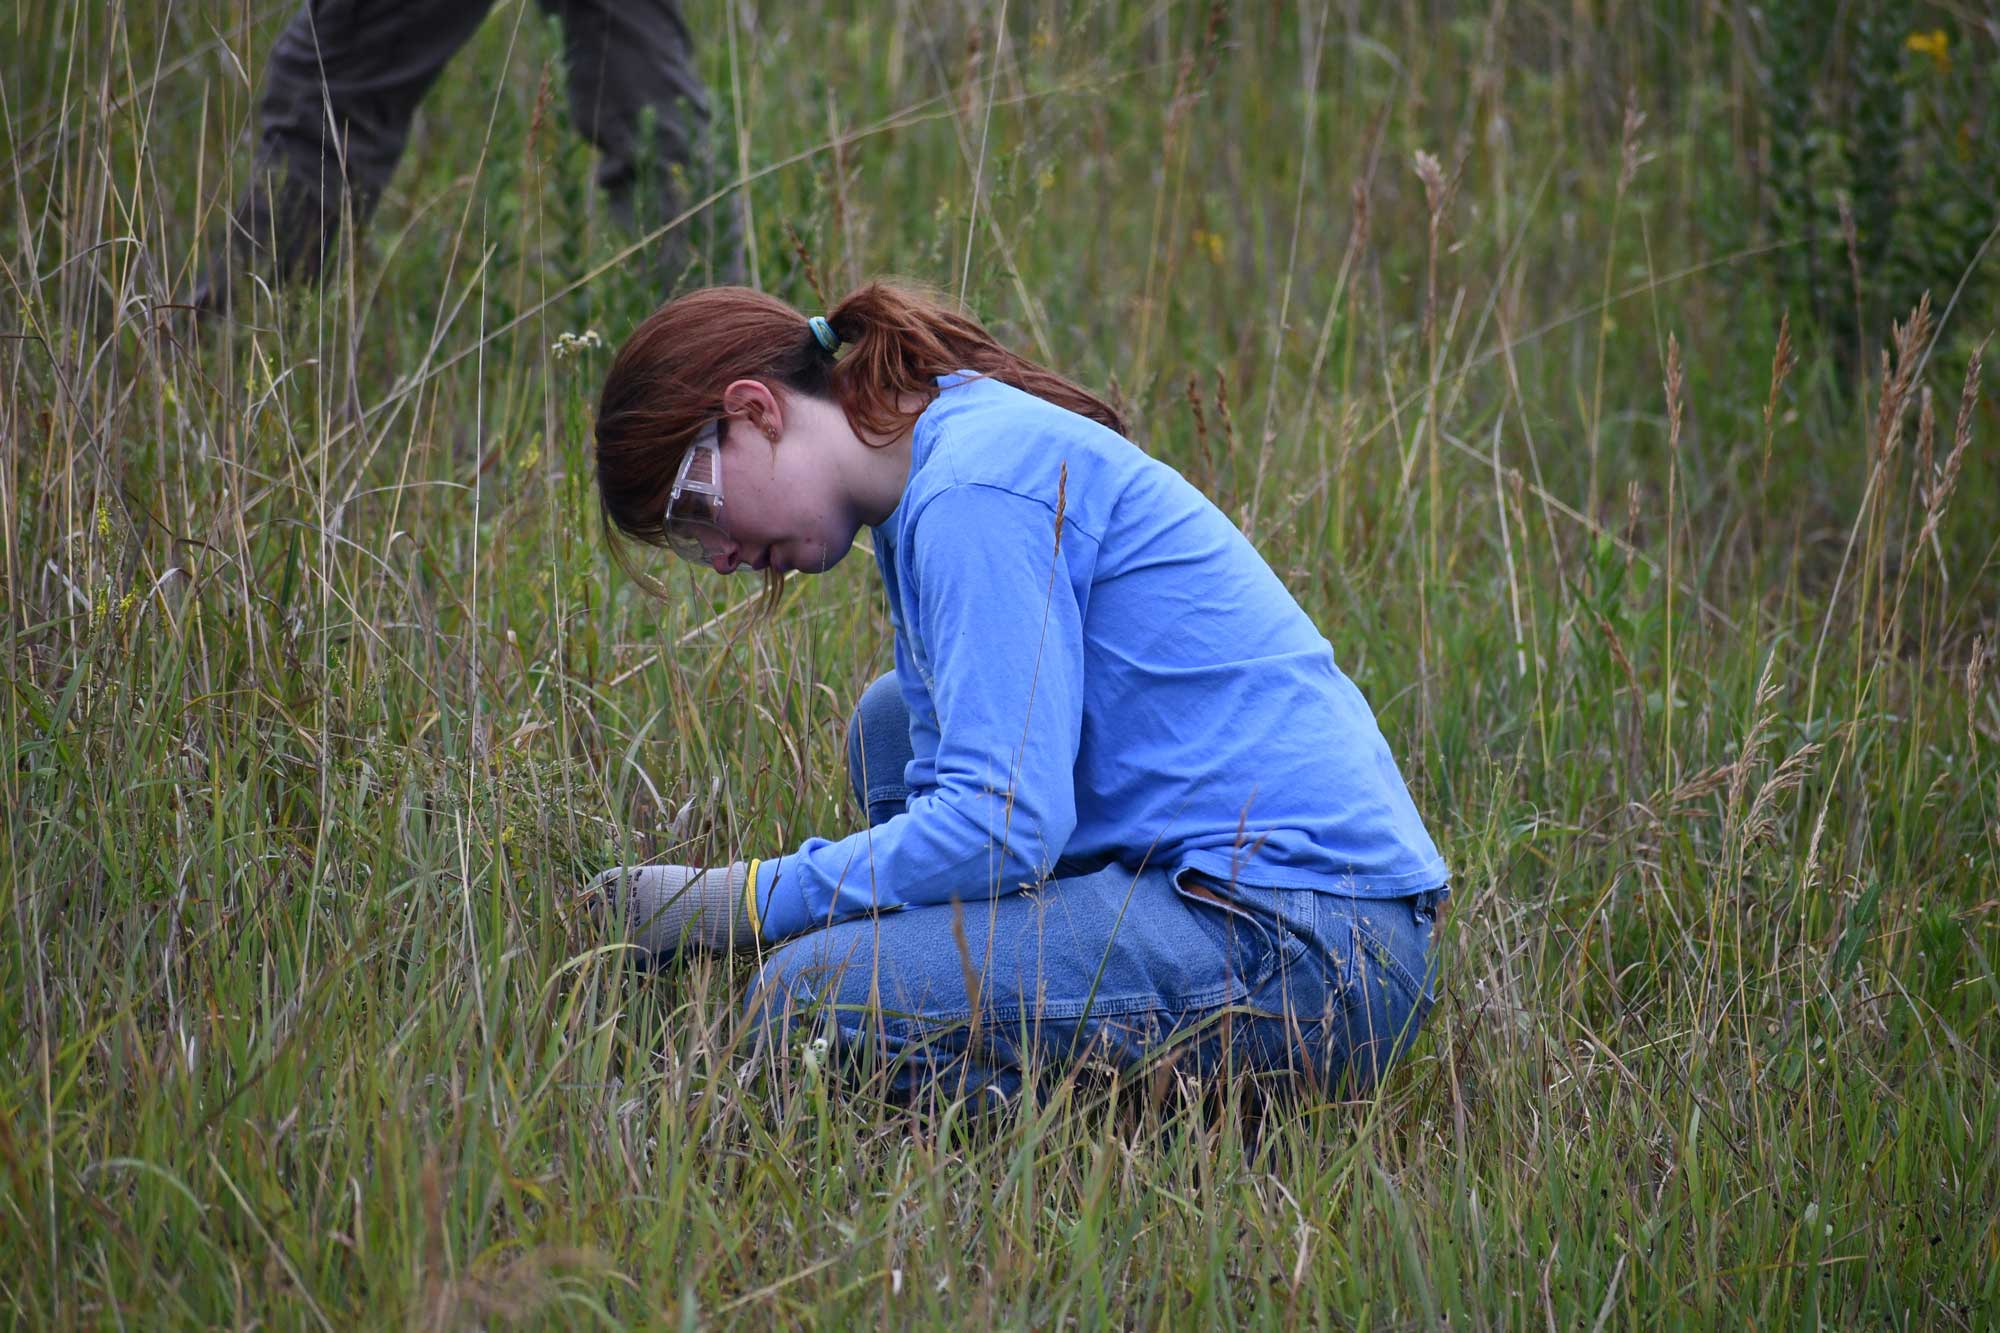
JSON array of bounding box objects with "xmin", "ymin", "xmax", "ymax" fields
[
  {"xmin": 802, "ymin": 1034, "xmax": 829, "ymax": 1080},
  {"xmin": 550, "ymin": 329, "xmax": 604, "ymax": 361}
]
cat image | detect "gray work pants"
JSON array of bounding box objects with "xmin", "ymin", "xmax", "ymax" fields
[{"xmin": 219, "ymin": 0, "xmax": 731, "ymax": 299}]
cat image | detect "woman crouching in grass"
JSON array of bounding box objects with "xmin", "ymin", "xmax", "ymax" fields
[{"xmin": 589, "ymin": 281, "xmax": 1448, "ymax": 1106}]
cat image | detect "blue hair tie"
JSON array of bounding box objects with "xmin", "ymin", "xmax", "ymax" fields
[{"xmin": 808, "ymin": 315, "xmax": 840, "ymax": 354}]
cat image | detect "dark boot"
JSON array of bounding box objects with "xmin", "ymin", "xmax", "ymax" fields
[
  {"xmin": 193, "ymin": 165, "xmax": 360, "ymax": 316},
  {"xmin": 194, "ymin": 0, "xmax": 493, "ymax": 316},
  {"xmin": 547, "ymin": 0, "xmax": 743, "ymax": 290}
]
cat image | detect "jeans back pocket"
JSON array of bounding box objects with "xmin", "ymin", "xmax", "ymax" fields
[{"xmin": 1171, "ymin": 870, "xmax": 1315, "ymax": 1005}]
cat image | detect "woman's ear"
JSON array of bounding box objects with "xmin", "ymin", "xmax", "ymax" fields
[{"xmin": 721, "ymin": 379, "xmax": 783, "ymax": 443}]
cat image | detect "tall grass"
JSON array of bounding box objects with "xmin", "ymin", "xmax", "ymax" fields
[{"xmin": 2, "ymin": 0, "xmax": 1995, "ymax": 1325}]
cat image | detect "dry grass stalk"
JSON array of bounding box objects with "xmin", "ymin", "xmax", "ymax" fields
[
  {"xmin": 1617, "ymin": 97, "xmax": 1647, "ymax": 192},
  {"xmin": 1726, "ymin": 652, "xmax": 1783, "ymax": 821},
  {"xmin": 1839, "ymin": 195, "xmax": 1863, "ymax": 342},
  {"xmin": 1914, "ymin": 337, "xmax": 1984, "ymax": 561},
  {"xmin": 1741, "ymin": 741, "xmax": 1823, "ymax": 855},
  {"xmin": 1763, "ymin": 314, "xmax": 1796, "ymax": 432},
  {"xmin": 1413, "ymin": 147, "xmax": 1454, "ymax": 366},
  {"xmin": 1758, "ymin": 314, "xmax": 1796, "ymax": 490},
  {"xmin": 1185, "ymin": 371, "xmax": 1212, "ymax": 479},
  {"xmin": 1970, "ymin": 636, "xmax": 1992, "ymax": 753},
  {"xmin": 1663, "ymin": 334, "xmax": 1684, "ymax": 453},
  {"xmin": 785, "ymin": 221, "xmax": 828, "ymax": 308},
  {"xmin": 1871, "ymin": 293, "xmax": 1933, "ymax": 465},
  {"xmin": 1584, "ymin": 90, "xmax": 1648, "ymax": 521},
  {"xmin": 1915, "ymin": 386, "xmax": 1936, "ymax": 502}
]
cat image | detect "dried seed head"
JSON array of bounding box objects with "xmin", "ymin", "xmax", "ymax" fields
[
  {"xmin": 1874, "ymin": 294, "xmax": 1935, "ymax": 461},
  {"xmin": 1743, "ymin": 742, "xmax": 1823, "ymax": 853},
  {"xmin": 1764, "ymin": 314, "xmax": 1796, "ymax": 430},
  {"xmin": 1053, "ymin": 461, "xmax": 1068, "ymax": 555},
  {"xmin": 1664, "ymin": 333, "xmax": 1685, "ymax": 454},
  {"xmin": 1954, "ymin": 337, "xmax": 1986, "ymax": 461},
  {"xmin": 1412, "ymin": 150, "xmax": 1447, "ymax": 214},
  {"xmin": 1199, "ymin": 0, "xmax": 1226, "ymax": 79},
  {"xmin": 527, "ymin": 61, "xmax": 553, "ymax": 155},
  {"xmin": 1728, "ymin": 652, "xmax": 1783, "ymax": 817},
  {"xmin": 1916, "ymin": 336, "xmax": 1984, "ymax": 550},
  {"xmin": 1618, "ymin": 97, "xmax": 1647, "ymax": 191},
  {"xmin": 1186, "ymin": 373, "xmax": 1213, "ymax": 476},
  {"xmin": 1800, "ymin": 801, "xmax": 1829, "ymax": 897}
]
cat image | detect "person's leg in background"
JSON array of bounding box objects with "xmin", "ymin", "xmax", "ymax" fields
[
  {"xmin": 198, "ymin": 0, "xmax": 496, "ymax": 312},
  {"xmin": 544, "ymin": 0, "xmax": 744, "ymax": 288}
]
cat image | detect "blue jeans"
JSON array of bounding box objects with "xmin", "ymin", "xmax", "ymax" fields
[{"xmin": 743, "ymin": 672, "xmax": 1444, "ymax": 1102}]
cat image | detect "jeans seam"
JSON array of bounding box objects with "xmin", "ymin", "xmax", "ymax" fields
[{"xmin": 847, "ymin": 975, "xmax": 1249, "ymax": 1029}]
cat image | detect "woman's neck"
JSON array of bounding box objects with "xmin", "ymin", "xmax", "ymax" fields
[{"xmin": 844, "ymin": 391, "xmax": 929, "ymax": 526}]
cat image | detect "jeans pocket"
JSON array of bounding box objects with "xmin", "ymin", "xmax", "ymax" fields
[{"xmin": 1171, "ymin": 870, "xmax": 1313, "ymax": 1003}]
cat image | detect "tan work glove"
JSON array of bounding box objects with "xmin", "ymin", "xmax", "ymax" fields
[{"xmin": 589, "ymin": 860, "xmax": 761, "ymax": 961}]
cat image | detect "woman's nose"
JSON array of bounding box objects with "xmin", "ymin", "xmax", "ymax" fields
[{"xmin": 707, "ymin": 545, "xmax": 739, "ymax": 574}]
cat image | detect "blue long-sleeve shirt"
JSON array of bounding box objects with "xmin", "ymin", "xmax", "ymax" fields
[{"xmin": 752, "ymin": 373, "xmax": 1446, "ymax": 940}]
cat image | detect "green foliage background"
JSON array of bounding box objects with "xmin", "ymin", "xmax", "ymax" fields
[{"xmin": 2, "ymin": 0, "xmax": 1995, "ymax": 1325}]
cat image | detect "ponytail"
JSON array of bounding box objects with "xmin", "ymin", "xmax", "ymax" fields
[{"xmin": 821, "ymin": 281, "xmax": 1124, "ymax": 440}]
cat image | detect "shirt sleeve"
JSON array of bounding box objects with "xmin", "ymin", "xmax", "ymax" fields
[
  {"xmin": 893, "ymin": 630, "xmax": 941, "ymax": 798},
  {"xmin": 754, "ymin": 482, "xmax": 1084, "ymax": 940}
]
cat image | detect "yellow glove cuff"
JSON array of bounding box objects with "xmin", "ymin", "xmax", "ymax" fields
[{"xmin": 744, "ymin": 858, "xmax": 763, "ymax": 939}]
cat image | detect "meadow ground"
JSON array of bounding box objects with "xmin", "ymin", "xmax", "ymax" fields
[{"xmin": 3, "ymin": 1, "xmax": 1996, "ymax": 1326}]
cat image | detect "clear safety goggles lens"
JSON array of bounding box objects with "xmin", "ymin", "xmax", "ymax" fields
[{"xmin": 662, "ymin": 422, "xmax": 735, "ymax": 567}]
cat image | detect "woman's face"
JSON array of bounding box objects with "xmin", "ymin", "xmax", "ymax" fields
[{"xmin": 696, "ymin": 392, "xmax": 863, "ymax": 576}]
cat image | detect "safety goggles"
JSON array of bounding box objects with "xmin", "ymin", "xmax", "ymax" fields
[{"xmin": 661, "ymin": 421, "xmax": 737, "ymax": 568}]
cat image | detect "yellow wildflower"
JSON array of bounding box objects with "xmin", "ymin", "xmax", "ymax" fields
[
  {"xmin": 1192, "ymin": 229, "xmax": 1225, "ymax": 264},
  {"xmin": 1905, "ymin": 29, "xmax": 1949, "ymax": 74}
]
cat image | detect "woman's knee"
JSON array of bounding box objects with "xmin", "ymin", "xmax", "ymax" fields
[
  {"xmin": 742, "ymin": 925, "xmax": 878, "ymax": 1049},
  {"xmin": 846, "ymin": 671, "xmax": 907, "ymax": 819},
  {"xmin": 745, "ymin": 939, "xmax": 820, "ymax": 1046},
  {"xmin": 741, "ymin": 922, "xmax": 1020, "ymax": 1104}
]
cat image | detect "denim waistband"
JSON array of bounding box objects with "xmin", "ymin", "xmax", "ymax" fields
[{"xmin": 1182, "ymin": 869, "xmax": 1449, "ymax": 912}]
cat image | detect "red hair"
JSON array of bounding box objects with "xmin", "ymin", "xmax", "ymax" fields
[{"xmin": 594, "ymin": 281, "xmax": 1123, "ymax": 598}]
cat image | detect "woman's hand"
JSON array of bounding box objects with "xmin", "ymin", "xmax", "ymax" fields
[{"xmin": 588, "ymin": 862, "xmax": 759, "ymax": 960}]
